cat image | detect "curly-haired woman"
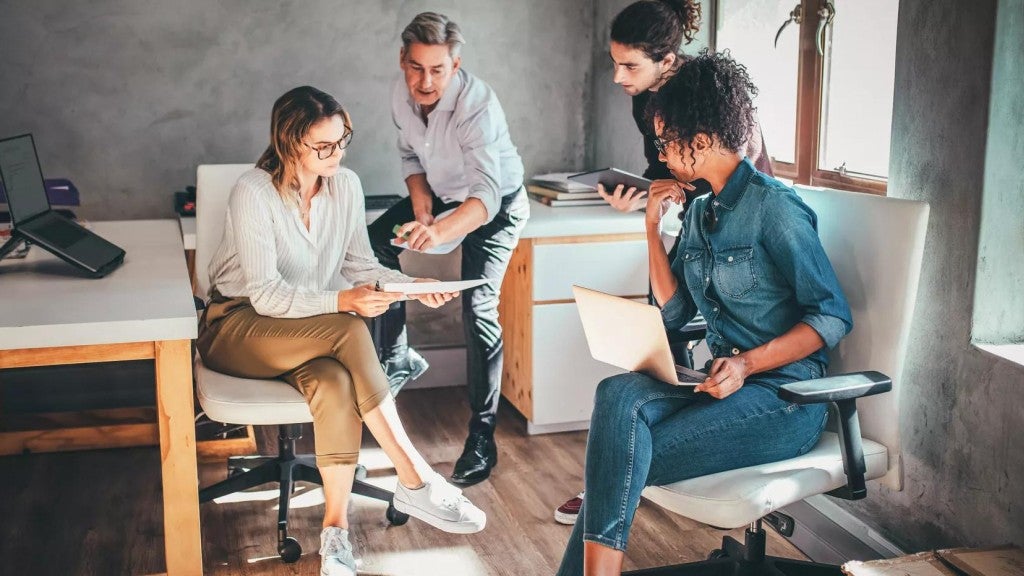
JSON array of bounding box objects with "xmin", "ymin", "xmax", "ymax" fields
[
  {"xmin": 555, "ymin": 51, "xmax": 852, "ymax": 576},
  {"xmin": 553, "ymin": 0, "xmax": 776, "ymax": 529}
]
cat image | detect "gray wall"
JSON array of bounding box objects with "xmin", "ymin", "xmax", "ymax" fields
[
  {"xmin": 0, "ymin": 0, "xmax": 592, "ymax": 219},
  {"xmin": 833, "ymin": 0, "xmax": 1024, "ymax": 552},
  {"xmin": 973, "ymin": 0, "xmax": 1024, "ymax": 344}
]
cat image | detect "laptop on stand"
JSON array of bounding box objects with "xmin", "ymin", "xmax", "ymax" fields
[{"xmin": 0, "ymin": 134, "xmax": 124, "ymax": 277}]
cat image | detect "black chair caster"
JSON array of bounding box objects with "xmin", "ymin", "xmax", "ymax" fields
[
  {"xmin": 278, "ymin": 536, "xmax": 302, "ymax": 563},
  {"xmin": 386, "ymin": 503, "xmax": 410, "ymax": 526}
]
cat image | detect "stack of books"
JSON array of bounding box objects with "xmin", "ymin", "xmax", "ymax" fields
[{"xmin": 527, "ymin": 172, "xmax": 606, "ymax": 207}]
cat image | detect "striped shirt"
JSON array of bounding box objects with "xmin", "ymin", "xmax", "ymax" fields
[{"xmin": 208, "ymin": 167, "xmax": 414, "ymax": 318}]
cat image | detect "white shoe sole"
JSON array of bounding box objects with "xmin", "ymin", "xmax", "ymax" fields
[
  {"xmin": 554, "ymin": 510, "xmax": 578, "ymax": 525},
  {"xmin": 393, "ymin": 497, "xmax": 486, "ymax": 534}
]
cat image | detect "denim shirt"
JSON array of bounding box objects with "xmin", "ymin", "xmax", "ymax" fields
[{"xmin": 660, "ymin": 158, "xmax": 853, "ymax": 379}]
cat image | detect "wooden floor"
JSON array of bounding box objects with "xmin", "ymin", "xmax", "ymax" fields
[{"xmin": 0, "ymin": 387, "xmax": 806, "ymax": 575}]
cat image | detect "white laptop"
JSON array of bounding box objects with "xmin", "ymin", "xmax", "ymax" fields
[{"xmin": 573, "ymin": 285, "xmax": 706, "ymax": 386}]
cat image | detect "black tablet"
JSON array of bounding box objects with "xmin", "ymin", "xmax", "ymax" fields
[{"xmin": 568, "ymin": 168, "xmax": 652, "ymax": 191}]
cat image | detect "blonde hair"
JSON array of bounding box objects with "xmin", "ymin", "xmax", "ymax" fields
[{"xmin": 256, "ymin": 86, "xmax": 352, "ymax": 201}]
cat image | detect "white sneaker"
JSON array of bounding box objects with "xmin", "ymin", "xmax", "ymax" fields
[
  {"xmin": 320, "ymin": 527, "xmax": 356, "ymax": 576},
  {"xmin": 393, "ymin": 472, "xmax": 487, "ymax": 534}
]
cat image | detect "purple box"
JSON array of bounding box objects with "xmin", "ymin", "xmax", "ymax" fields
[{"xmin": 0, "ymin": 178, "xmax": 80, "ymax": 206}]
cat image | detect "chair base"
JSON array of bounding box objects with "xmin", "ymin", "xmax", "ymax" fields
[
  {"xmin": 625, "ymin": 524, "xmax": 843, "ymax": 576},
  {"xmin": 199, "ymin": 424, "xmax": 408, "ymax": 564}
]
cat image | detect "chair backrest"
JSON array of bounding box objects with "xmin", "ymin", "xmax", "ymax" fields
[
  {"xmin": 195, "ymin": 164, "xmax": 254, "ymax": 298},
  {"xmin": 795, "ymin": 185, "xmax": 929, "ymax": 491}
]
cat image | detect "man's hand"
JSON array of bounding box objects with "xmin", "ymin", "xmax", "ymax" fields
[
  {"xmin": 408, "ymin": 278, "xmax": 459, "ymax": 308},
  {"xmin": 695, "ymin": 356, "xmax": 751, "ymax": 399},
  {"xmin": 598, "ymin": 183, "xmax": 648, "ymax": 212},
  {"xmin": 394, "ymin": 221, "xmax": 444, "ymax": 252},
  {"xmin": 337, "ymin": 285, "xmax": 403, "ymax": 317}
]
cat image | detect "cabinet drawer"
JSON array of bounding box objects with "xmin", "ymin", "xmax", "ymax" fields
[
  {"xmin": 532, "ymin": 240, "xmax": 649, "ymax": 301},
  {"xmin": 530, "ymin": 302, "xmax": 626, "ymax": 426}
]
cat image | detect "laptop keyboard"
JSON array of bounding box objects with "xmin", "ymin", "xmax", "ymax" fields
[
  {"xmin": 44, "ymin": 217, "xmax": 88, "ymax": 248},
  {"xmin": 674, "ymin": 365, "xmax": 706, "ymax": 383}
]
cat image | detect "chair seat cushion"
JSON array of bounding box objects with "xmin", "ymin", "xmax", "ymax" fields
[
  {"xmin": 195, "ymin": 357, "xmax": 313, "ymax": 425},
  {"xmin": 641, "ymin": 432, "xmax": 887, "ymax": 529}
]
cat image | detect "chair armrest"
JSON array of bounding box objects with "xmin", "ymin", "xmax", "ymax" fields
[
  {"xmin": 776, "ymin": 370, "xmax": 892, "ymax": 501},
  {"xmin": 777, "ymin": 371, "xmax": 891, "ymax": 404}
]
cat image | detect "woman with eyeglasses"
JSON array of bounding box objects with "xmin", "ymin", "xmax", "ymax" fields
[
  {"xmin": 197, "ymin": 85, "xmax": 486, "ymax": 576},
  {"xmin": 556, "ymin": 51, "xmax": 852, "ymax": 576}
]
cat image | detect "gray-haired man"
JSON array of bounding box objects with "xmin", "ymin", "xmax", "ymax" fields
[{"xmin": 368, "ymin": 12, "xmax": 529, "ymax": 486}]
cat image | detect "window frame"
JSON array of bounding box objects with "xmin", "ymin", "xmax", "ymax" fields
[{"xmin": 713, "ymin": 0, "xmax": 890, "ymax": 196}]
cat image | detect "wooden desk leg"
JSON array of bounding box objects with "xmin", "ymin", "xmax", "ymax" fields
[{"xmin": 155, "ymin": 339, "xmax": 202, "ymax": 575}]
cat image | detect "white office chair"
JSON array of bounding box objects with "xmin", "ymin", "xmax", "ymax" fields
[
  {"xmin": 193, "ymin": 164, "xmax": 408, "ymax": 565},
  {"xmin": 630, "ymin": 188, "xmax": 930, "ymax": 574}
]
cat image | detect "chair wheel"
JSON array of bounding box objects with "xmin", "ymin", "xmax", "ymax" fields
[
  {"xmin": 386, "ymin": 503, "xmax": 409, "ymax": 526},
  {"xmin": 708, "ymin": 548, "xmax": 728, "ymax": 560},
  {"xmin": 278, "ymin": 536, "xmax": 302, "ymax": 563}
]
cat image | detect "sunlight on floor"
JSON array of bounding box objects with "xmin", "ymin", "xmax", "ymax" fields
[{"xmin": 359, "ymin": 545, "xmax": 490, "ymax": 576}]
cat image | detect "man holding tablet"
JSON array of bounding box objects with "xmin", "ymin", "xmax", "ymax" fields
[{"xmin": 367, "ymin": 12, "xmax": 529, "ymax": 486}]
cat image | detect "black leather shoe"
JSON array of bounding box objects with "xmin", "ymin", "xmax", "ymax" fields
[
  {"xmin": 451, "ymin": 431, "xmax": 497, "ymax": 486},
  {"xmin": 381, "ymin": 347, "xmax": 429, "ymax": 397}
]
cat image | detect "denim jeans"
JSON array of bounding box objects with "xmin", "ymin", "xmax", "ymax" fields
[
  {"xmin": 368, "ymin": 188, "xmax": 529, "ymax": 434},
  {"xmin": 555, "ymin": 371, "xmax": 828, "ymax": 576}
]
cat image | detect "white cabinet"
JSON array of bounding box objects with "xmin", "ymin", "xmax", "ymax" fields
[{"xmin": 499, "ymin": 231, "xmax": 649, "ymax": 434}]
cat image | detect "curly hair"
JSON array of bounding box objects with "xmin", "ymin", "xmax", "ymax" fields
[
  {"xmin": 610, "ymin": 0, "xmax": 702, "ymax": 62},
  {"xmin": 644, "ymin": 49, "xmax": 758, "ymax": 157}
]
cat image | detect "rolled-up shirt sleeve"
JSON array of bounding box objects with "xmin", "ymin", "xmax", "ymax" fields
[
  {"xmin": 764, "ymin": 197, "xmax": 853, "ymax": 348},
  {"xmin": 660, "ymin": 248, "xmax": 699, "ymax": 331},
  {"xmin": 457, "ymin": 100, "xmax": 504, "ymax": 223},
  {"xmin": 229, "ymin": 185, "xmax": 339, "ymax": 318}
]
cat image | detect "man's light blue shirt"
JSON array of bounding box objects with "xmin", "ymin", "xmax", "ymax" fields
[
  {"xmin": 661, "ymin": 158, "xmax": 853, "ymax": 377},
  {"xmin": 391, "ymin": 68, "xmax": 524, "ymax": 223}
]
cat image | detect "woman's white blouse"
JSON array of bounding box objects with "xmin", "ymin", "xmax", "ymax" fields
[{"xmin": 208, "ymin": 167, "xmax": 414, "ymax": 318}]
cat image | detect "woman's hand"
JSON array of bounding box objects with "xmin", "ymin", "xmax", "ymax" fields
[
  {"xmin": 644, "ymin": 180, "xmax": 693, "ymax": 230},
  {"xmin": 408, "ymin": 278, "xmax": 459, "ymax": 308},
  {"xmin": 395, "ymin": 221, "xmax": 443, "ymax": 252},
  {"xmin": 695, "ymin": 356, "xmax": 751, "ymax": 399},
  {"xmin": 337, "ymin": 285, "xmax": 403, "ymax": 317},
  {"xmin": 598, "ymin": 183, "xmax": 648, "ymax": 212}
]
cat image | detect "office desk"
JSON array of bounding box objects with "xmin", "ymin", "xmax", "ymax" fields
[
  {"xmin": 499, "ymin": 200, "xmax": 684, "ymax": 434},
  {"xmin": 0, "ymin": 220, "xmax": 203, "ymax": 575}
]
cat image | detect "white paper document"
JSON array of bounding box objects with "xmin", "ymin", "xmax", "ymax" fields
[{"xmin": 381, "ymin": 278, "xmax": 493, "ymax": 295}]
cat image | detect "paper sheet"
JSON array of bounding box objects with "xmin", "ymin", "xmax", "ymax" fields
[{"xmin": 381, "ymin": 278, "xmax": 492, "ymax": 295}]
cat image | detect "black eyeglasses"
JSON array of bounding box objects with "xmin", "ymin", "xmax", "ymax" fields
[
  {"xmin": 305, "ymin": 130, "xmax": 354, "ymax": 160},
  {"xmin": 703, "ymin": 202, "xmax": 718, "ymax": 232},
  {"xmin": 652, "ymin": 136, "xmax": 678, "ymax": 155}
]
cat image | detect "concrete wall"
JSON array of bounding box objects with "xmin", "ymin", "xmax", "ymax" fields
[
  {"xmin": 973, "ymin": 0, "xmax": 1024, "ymax": 345},
  {"xmin": 0, "ymin": 0, "xmax": 592, "ymax": 219},
  {"xmin": 833, "ymin": 0, "xmax": 1024, "ymax": 552}
]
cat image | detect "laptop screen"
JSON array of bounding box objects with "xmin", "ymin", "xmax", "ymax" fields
[{"xmin": 0, "ymin": 134, "xmax": 51, "ymax": 224}]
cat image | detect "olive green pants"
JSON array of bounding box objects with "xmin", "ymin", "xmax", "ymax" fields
[{"xmin": 196, "ymin": 294, "xmax": 389, "ymax": 468}]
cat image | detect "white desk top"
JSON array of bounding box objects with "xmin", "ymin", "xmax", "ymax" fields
[
  {"xmin": 0, "ymin": 220, "xmax": 198, "ymax": 350},
  {"xmin": 520, "ymin": 199, "xmax": 682, "ymax": 239}
]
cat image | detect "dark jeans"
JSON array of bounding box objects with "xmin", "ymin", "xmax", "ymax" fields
[
  {"xmin": 556, "ymin": 371, "xmax": 828, "ymax": 575},
  {"xmin": 368, "ymin": 188, "xmax": 529, "ymax": 435}
]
